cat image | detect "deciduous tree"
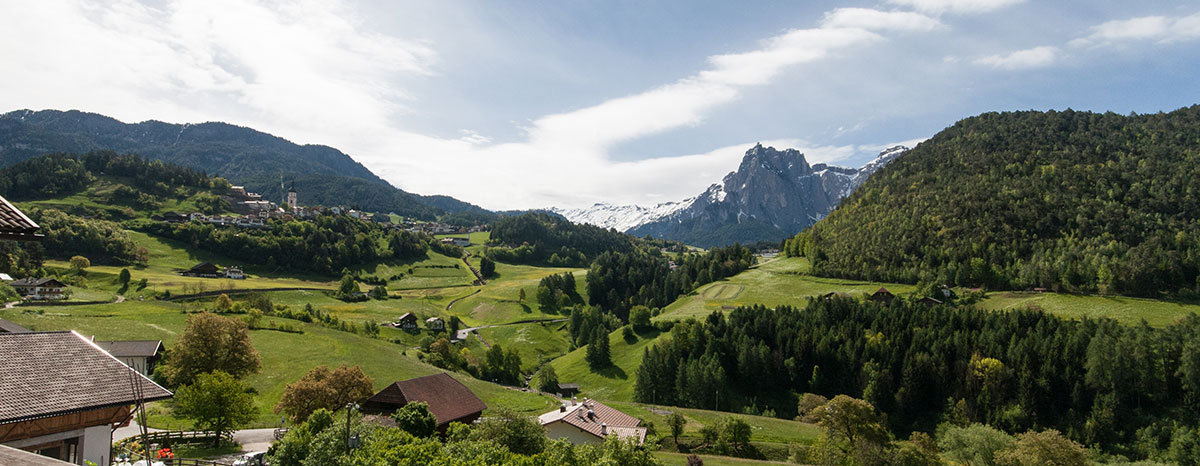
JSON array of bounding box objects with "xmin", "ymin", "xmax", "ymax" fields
[
  {"xmin": 175, "ymin": 371, "xmax": 257, "ymax": 445},
  {"xmin": 162, "ymin": 312, "xmax": 261, "ymax": 386}
]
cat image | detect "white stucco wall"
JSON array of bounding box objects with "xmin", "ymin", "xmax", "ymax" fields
[{"xmin": 544, "ymin": 421, "xmax": 602, "ymax": 445}]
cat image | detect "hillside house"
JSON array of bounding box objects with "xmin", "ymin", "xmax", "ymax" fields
[
  {"xmin": 159, "ymin": 211, "xmax": 188, "ymax": 223},
  {"xmin": 396, "ymin": 313, "xmax": 418, "ymax": 330},
  {"xmin": 362, "ymin": 373, "xmax": 486, "ymax": 432},
  {"xmin": 425, "ymin": 317, "xmax": 445, "ymax": 331},
  {"xmin": 440, "ymin": 237, "xmax": 470, "ymax": 247},
  {"xmin": 538, "ymin": 399, "xmax": 646, "ymax": 445},
  {"xmin": 224, "ymin": 267, "xmax": 245, "ymax": 279},
  {"xmin": 93, "ymin": 340, "xmax": 164, "ymax": 376},
  {"xmin": 10, "ymin": 278, "xmax": 66, "ymax": 301},
  {"xmin": 0, "ymin": 331, "xmax": 172, "ymax": 465},
  {"xmin": 181, "ymin": 262, "xmax": 221, "ymax": 278},
  {"xmin": 869, "ymin": 287, "xmax": 895, "ymax": 305}
]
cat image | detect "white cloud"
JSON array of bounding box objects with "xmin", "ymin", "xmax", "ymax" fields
[
  {"xmin": 0, "ymin": 1, "xmax": 941, "ymax": 210},
  {"xmin": 886, "ymin": 0, "xmax": 1023, "ymax": 15},
  {"xmin": 974, "ymin": 45, "xmax": 1058, "ymax": 69},
  {"xmin": 821, "ymin": 8, "xmax": 943, "ymax": 32},
  {"xmin": 1071, "ymin": 12, "xmax": 1200, "ymax": 47}
]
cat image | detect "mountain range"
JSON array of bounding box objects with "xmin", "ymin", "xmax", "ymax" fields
[
  {"xmin": 0, "ymin": 109, "xmax": 489, "ymax": 220},
  {"xmin": 553, "ymin": 144, "xmax": 907, "ymax": 247}
]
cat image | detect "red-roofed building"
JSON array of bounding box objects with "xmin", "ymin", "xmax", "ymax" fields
[
  {"xmin": 538, "ymin": 399, "xmax": 646, "ymax": 445},
  {"xmin": 361, "ymin": 373, "xmax": 486, "ymax": 431}
]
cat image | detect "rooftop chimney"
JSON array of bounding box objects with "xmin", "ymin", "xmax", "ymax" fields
[
  {"xmin": 559, "ymin": 404, "xmax": 566, "ymax": 413},
  {"xmin": 587, "ymin": 409, "xmax": 595, "ymax": 420},
  {"xmin": 601, "ymin": 423, "xmax": 607, "ymax": 435}
]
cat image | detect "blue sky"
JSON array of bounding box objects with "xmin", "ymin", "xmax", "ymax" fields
[{"xmin": 2, "ymin": 0, "xmax": 1199, "ymax": 209}]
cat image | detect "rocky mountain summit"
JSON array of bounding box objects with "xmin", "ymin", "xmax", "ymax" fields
[{"xmin": 556, "ymin": 144, "xmax": 908, "ymax": 247}]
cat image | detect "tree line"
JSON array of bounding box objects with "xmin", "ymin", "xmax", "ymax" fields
[
  {"xmin": 0, "ymin": 150, "xmax": 212, "ymax": 200},
  {"xmin": 633, "ymin": 298, "xmax": 1200, "ymax": 459},
  {"xmin": 486, "ymin": 213, "xmax": 637, "ymax": 266},
  {"xmin": 586, "ymin": 244, "xmax": 753, "ymax": 321},
  {"xmin": 786, "ymin": 107, "xmax": 1200, "ymax": 298}
]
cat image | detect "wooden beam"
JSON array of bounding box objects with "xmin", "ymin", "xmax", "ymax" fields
[{"xmin": 0, "ymin": 406, "xmax": 130, "ymax": 443}]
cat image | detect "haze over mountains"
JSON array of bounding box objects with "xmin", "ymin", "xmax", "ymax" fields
[
  {"xmin": 553, "ymin": 144, "xmax": 907, "ymax": 247},
  {"xmin": 0, "ymin": 109, "xmax": 488, "ymax": 220}
]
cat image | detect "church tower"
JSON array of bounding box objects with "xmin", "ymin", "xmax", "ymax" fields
[{"xmin": 286, "ymin": 181, "xmax": 298, "ymax": 211}]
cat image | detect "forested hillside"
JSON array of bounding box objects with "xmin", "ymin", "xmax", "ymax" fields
[
  {"xmin": 634, "ymin": 300, "xmax": 1200, "ymax": 459},
  {"xmin": 486, "ymin": 213, "xmax": 640, "ymax": 266},
  {"xmin": 786, "ymin": 107, "xmax": 1200, "ymax": 297},
  {"xmin": 0, "ymin": 110, "xmax": 484, "ymax": 220}
]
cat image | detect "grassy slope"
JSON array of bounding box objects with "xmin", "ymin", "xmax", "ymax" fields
[
  {"xmin": 0, "ymin": 300, "xmax": 554, "ymax": 429},
  {"xmin": 548, "ymin": 328, "xmax": 662, "ymax": 402},
  {"xmin": 607, "ymin": 401, "xmax": 820, "ymax": 446},
  {"xmin": 656, "ymin": 257, "xmax": 916, "ymax": 322},
  {"xmin": 653, "ymin": 452, "xmax": 795, "ymax": 466},
  {"xmin": 976, "ymin": 291, "xmax": 1200, "ymax": 327}
]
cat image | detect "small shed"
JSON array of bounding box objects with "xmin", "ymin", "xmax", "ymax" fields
[
  {"xmin": 917, "ymin": 296, "xmax": 944, "ymax": 307},
  {"xmin": 557, "ymin": 383, "xmax": 580, "ymax": 397},
  {"xmin": 94, "ymin": 340, "xmax": 164, "ymax": 376}
]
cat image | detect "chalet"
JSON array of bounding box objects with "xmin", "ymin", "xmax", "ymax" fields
[
  {"xmin": 538, "ymin": 399, "xmax": 646, "ymax": 446},
  {"xmin": 93, "ymin": 340, "xmax": 164, "ymax": 376},
  {"xmin": 869, "ymin": 287, "xmax": 895, "ymax": 305},
  {"xmin": 396, "ymin": 313, "xmax": 418, "ymax": 330},
  {"xmin": 9, "ymin": 278, "xmax": 67, "ymax": 301},
  {"xmin": 181, "ymin": 262, "xmax": 221, "ymax": 278},
  {"xmin": 0, "ymin": 331, "xmax": 172, "ymax": 465},
  {"xmin": 556, "ymin": 383, "xmax": 580, "ymax": 397},
  {"xmin": 0, "ymin": 318, "xmax": 29, "ymax": 333},
  {"xmin": 0, "ymin": 195, "xmax": 42, "ymax": 242},
  {"xmin": 224, "ymin": 266, "xmax": 246, "ymax": 279},
  {"xmin": 361, "ymin": 373, "xmax": 486, "ymax": 431},
  {"xmin": 425, "ymin": 317, "xmax": 445, "ymax": 331}
]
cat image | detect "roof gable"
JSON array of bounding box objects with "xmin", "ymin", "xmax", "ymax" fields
[{"xmin": 0, "ymin": 331, "xmax": 172, "ymax": 423}]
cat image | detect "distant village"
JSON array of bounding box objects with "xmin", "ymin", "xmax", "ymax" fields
[{"xmin": 150, "ymin": 183, "xmax": 487, "ymax": 236}]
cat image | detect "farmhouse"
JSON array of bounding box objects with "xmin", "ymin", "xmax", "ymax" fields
[
  {"xmin": 556, "ymin": 383, "xmax": 580, "ymax": 397},
  {"xmin": 180, "ymin": 261, "xmax": 223, "ymax": 276},
  {"xmin": 9, "ymin": 278, "xmax": 67, "ymax": 301},
  {"xmin": 93, "ymin": 340, "xmax": 164, "ymax": 376},
  {"xmin": 425, "ymin": 317, "xmax": 445, "ymax": 331},
  {"xmin": 869, "ymin": 287, "xmax": 896, "ymax": 305},
  {"xmin": 361, "ymin": 373, "xmax": 486, "ymax": 431},
  {"xmin": 538, "ymin": 399, "xmax": 646, "ymax": 445},
  {"xmin": 224, "ymin": 267, "xmax": 246, "ymax": 279},
  {"xmin": 395, "ymin": 313, "xmax": 418, "ymax": 330},
  {"xmin": 0, "ymin": 331, "xmax": 172, "ymax": 465}
]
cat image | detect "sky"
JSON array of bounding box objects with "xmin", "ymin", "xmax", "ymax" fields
[{"xmin": 2, "ymin": 1, "xmax": 1199, "ymax": 210}]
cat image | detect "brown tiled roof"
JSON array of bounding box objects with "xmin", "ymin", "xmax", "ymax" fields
[
  {"xmin": 0, "ymin": 331, "xmax": 173, "ymax": 424},
  {"xmin": 94, "ymin": 340, "xmax": 164, "ymax": 358},
  {"xmin": 363, "ymin": 373, "xmax": 486, "ymax": 426},
  {"xmin": 0, "ymin": 196, "xmax": 40, "ymax": 241},
  {"xmin": 0, "ymin": 318, "xmax": 29, "ymax": 333},
  {"xmin": 539, "ymin": 399, "xmax": 645, "ymax": 444},
  {"xmin": 0, "ymin": 444, "xmax": 74, "ymax": 465}
]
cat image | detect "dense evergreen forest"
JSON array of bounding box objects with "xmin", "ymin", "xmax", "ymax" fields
[
  {"xmin": 146, "ymin": 217, "xmax": 430, "ymax": 276},
  {"xmin": 634, "ymin": 299, "xmax": 1200, "ymax": 459},
  {"xmin": 486, "ymin": 213, "xmax": 638, "ymax": 266},
  {"xmin": 586, "ymin": 244, "xmax": 753, "ymax": 320},
  {"xmin": 786, "ymin": 107, "xmax": 1200, "ymax": 297},
  {"xmin": 0, "ymin": 150, "xmax": 212, "ymax": 200}
]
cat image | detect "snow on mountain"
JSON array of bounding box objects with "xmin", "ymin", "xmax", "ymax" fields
[
  {"xmin": 551, "ymin": 144, "xmax": 908, "ymax": 244},
  {"xmin": 550, "ymin": 199, "xmax": 693, "ymax": 232}
]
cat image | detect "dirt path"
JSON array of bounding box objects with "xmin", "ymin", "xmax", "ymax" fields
[
  {"xmin": 454, "ymin": 317, "xmax": 569, "ymax": 341},
  {"xmin": 445, "ymin": 289, "xmax": 481, "ymax": 311}
]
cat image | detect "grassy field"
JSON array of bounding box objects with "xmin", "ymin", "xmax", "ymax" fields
[
  {"xmin": 0, "ymin": 300, "xmax": 556, "ymax": 429},
  {"xmin": 657, "ymin": 257, "xmax": 916, "ymax": 322},
  {"xmin": 476, "ymin": 323, "xmax": 571, "ymax": 370},
  {"xmin": 452, "ymin": 262, "xmax": 584, "ymax": 326},
  {"xmin": 607, "ymin": 401, "xmax": 820, "ymax": 446},
  {"xmin": 549, "ymin": 327, "xmax": 664, "ymax": 402},
  {"xmin": 976, "ymin": 291, "xmax": 1200, "ymax": 327}
]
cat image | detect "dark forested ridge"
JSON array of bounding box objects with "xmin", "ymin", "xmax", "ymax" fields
[
  {"xmin": 486, "ymin": 213, "xmax": 640, "ymax": 266},
  {"xmin": 786, "ymin": 107, "xmax": 1200, "ymax": 297},
  {"xmin": 0, "ymin": 109, "xmax": 484, "ymax": 220},
  {"xmin": 635, "ymin": 300, "xmax": 1200, "ymax": 458}
]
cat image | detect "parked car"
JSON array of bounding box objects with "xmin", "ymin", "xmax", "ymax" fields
[{"xmin": 233, "ymin": 451, "xmax": 267, "ymax": 466}]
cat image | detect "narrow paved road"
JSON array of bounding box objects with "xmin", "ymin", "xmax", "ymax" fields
[{"xmin": 445, "ymin": 289, "xmax": 481, "ymax": 311}]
